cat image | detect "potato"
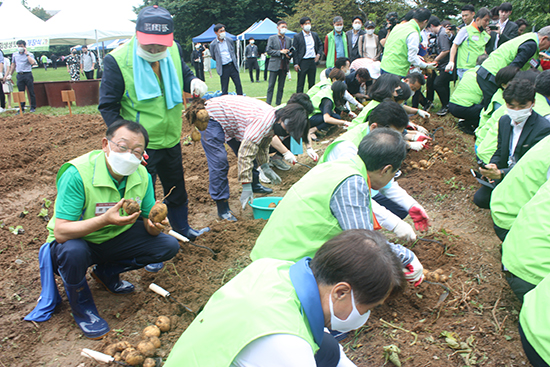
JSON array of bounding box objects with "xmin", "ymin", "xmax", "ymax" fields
[
  {"xmin": 440, "ymin": 275, "xmax": 448, "ymax": 282},
  {"xmin": 124, "ymin": 350, "xmax": 145, "ymax": 366},
  {"xmin": 149, "ymin": 203, "xmax": 168, "ymax": 224},
  {"xmin": 155, "ymin": 316, "xmax": 171, "ymax": 332},
  {"xmin": 195, "ymin": 118, "xmax": 209, "ymax": 131},
  {"xmin": 114, "ymin": 352, "xmax": 122, "ymax": 362},
  {"xmin": 412, "ymin": 164, "xmax": 419, "ymax": 169},
  {"xmin": 434, "ymin": 145, "xmax": 441, "ymax": 151},
  {"xmin": 143, "ymin": 325, "xmax": 161, "ymax": 338},
  {"xmin": 191, "ymin": 129, "xmax": 202, "ymax": 141},
  {"xmin": 419, "ymin": 159, "xmax": 428, "ymax": 168},
  {"xmin": 104, "ymin": 344, "xmax": 118, "ymax": 356},
  {"xmin": 121, "ymin": 347, "xmax": 137, "ymax": 361},
  {"xmin": 143, "ymin": 358, "xmax": 157, "ymax": 367},
  {"xmin": 443, "ymin": 147, "xmax": 449, "ymax": 152},
  {"xmin": 149, "ymin": 336, "xmax": 161, "ymax": 349},
  {"xmin": 434, "ymin": 268, "xmax": 444, "ymax": 275},
  {"xmin": 137, "ymin": 340, "xmax": 156, "ymax": 357},
  {"xmin": 430, "ymin": 273, "xmax": 441, "ymax": 282},
  {"xmin": 196, "ymin": 109, "xmax": 209, "ymax": 123},
  {"xmin": 123, "ymin": 199, "xmax": 140, "ymax": 215},
  {"xmin": 422, "ymin": 269, "xmax": 429, "ymax": 276},
  {"xmin": 268, "ymin": 202, "xmax": 277, "ymax": 208}
]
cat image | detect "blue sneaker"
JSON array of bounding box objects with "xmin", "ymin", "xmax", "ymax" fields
[{"xmin": 144, "ymin": 262, "xmax": 164, "ymax": 273}]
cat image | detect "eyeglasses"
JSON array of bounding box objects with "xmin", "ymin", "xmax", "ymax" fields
[{"xmin": 108, "ymin": 139, "xmax": 145, "ymax": 159}]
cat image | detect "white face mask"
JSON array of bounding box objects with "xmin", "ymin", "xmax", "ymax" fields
[
  {"xmin": 353, "ymin": 23, "xmax": 362, "ymax": 31},
  {"xmin": 105, "ymin": 143, "xmax": 142, "ymax": 176},
  {"xmin": 280, "ymin": 27, "xmax": 287, "ymax": 35},
  {"xmin": 250, "ymin": 40, "xmax": 255, "ymax": 44},
  {"xmin": 345, "ymin": 69, "xmax": 351, "ymax": 76},
  {"xmin": 507, "ymin": 107, "xmax": 532, "ymax": 124},
  {"xmin": 18, "ymin": 47, "xmax": 25, "ymax": 53},
  {"xmin": 303, "ymin": 24, "xmax": 312, "ymax": 32},
  {"xmin": 136, "ymin": 45, "xmax": 168, "ymax": 63},
  {"xmin": 367, "ymin": 29, "xmax": 375, "ymax": 35},
  {"xmin": 218, "ymin": 31, "xmax": 226, "ymax": 40},
  {"xmin": 335, "ymin": 25, "xmax": 343, "ymax": 32},
  {"xmin": 329, "ymin": 290, "xmax": 371, "ymax": 333},
  {"xmin": 195, "ymin": 45, "xmax": 201, "ymax": 49}
]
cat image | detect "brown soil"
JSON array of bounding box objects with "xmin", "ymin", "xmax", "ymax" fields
[{"xmin": 0, "ymin": 112, "xmax": 527, "ymax": 366}]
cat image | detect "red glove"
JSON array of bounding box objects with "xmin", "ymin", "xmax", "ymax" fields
[
  {"xmin": 409, "ymin": 206, "xmax": 430, "ymax": 231},
  {"xmin": 404, "ymin": 257, "xmax": 424, "ymax": 287},
  {"xmin": 413, "ymin": 132, "xmax": 432, "ymax": 142},
  {"xmin": 141, "ymin": 151, "xmax": 149, "ymax": 166}
]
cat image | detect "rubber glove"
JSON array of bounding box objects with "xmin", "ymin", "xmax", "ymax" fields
[
  {"xmin": 409, "ymin": 141, "xmax": 427, "ymax": 151},
  {"xmin": 260, "ymin": 163, "xmax": 282, "ymax": 185},
  {"xmin": 416, "ymin": 109, "xmax": 430, "ymax": 119},
  {"xmin": 445, "ymin": 61, "xmax": 454, "ymax": 72},
  {"xmin": 307, "ymin": 147, "xmax": 319, "ymax": 162},
  {"xmin": 426, "ymin": 62, "xmax": 437, "ymax": 70},
  {"xmin": 412, "ymin": 132, "xmax": 432, "ymax": 142},
  {"xmin": 355, "ymin": 103, "xmax": 364, "ymax": 110},
  {"xmin": 404, "ymin": 255, "xmax": 424, "ymax": 286},
  {"xmin": 283, "ymin": 151, "xmax": 297, "ymax": 165},
  {"xmin": 190, "ymin": 78, "xmax": 208, "ymax": 97},
  {"xmin": 393, "ymin": 221, "xmax": 417, "ymax": 242},
  {"xmin": 240, "ymin": 183, "xmax": 253, "ymax": 209},
  {"xmin": 409, "ymin": 206, "xmax": 430, "ymax": 231}
]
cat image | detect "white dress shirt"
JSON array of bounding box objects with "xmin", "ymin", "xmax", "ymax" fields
[{"xmin": 303, "ymin": 31, "xmax": 316, "ymax": 59}]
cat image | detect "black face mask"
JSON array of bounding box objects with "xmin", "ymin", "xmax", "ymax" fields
[
  {"xmin": 273, "ymin": 122, "xmax": 288, "ymax": 137},
  {"xmin": 395, "ymin": 88, "xmax": 404, "ymax": 100}
]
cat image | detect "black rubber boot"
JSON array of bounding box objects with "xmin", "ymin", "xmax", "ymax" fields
[{"xmin": 91, "ymin": 264, "xmax": 136, "ymax": 294}]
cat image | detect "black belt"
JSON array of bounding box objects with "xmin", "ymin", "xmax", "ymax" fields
[{"xmin": 18, "ymin": 71, "xmax": 32, "ymax": 74}]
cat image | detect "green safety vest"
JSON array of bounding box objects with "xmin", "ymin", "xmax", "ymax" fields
[
  {"xmin": 481, "ymin": 33, "xmax": 539, "ymax": 76},
  {"xmin": 475, "ymin": 89, "xmax": 504, "ymax": 146},
  {"xmin": 380, "ymin": 21, "xmax": 421, "ymax": 77},
  {"xmin": 520, "ymin": 274, "xmax": 550, "ymax": 364},
  {"xmin": 318, "ymin": 124, "xmax": 369, "ymax": 164},
  {"xmin": 110, "ymin": 37, "xmax": 184, "ymax": 150},
  {"xmin": 449, "ymin": 67, "xmax": 483, "ymax": 107},
  {"xmin": 326, "ymin": 31, "xmax": 348, "ymax": 69},
  {"xmin": 46, "ymin": 151, "xmax": 150, "ymax": 244},
  {"xmin": 534, "ymin": 92, "xmax": 550, "ymax": 118},
  {"xmin": 309, "ymin": 87, "xmax": 335, "ymax": 117},
  {"xmin": 251, "ymin": 155, "xmax": 371, "ymax": 262},
  {"xmin": 502, "ymin": 178, "xmax": 550, "ymax": 285},
  {"xmin": 307, "ymin": 78, "xmax": 331, "ymax": 98},
  {"xmin": 456, "ymin": 24, "xmax": 491, "ymax": 69},
  {"xmin": 491, "ymin": 134, "xmax": 550, "ymax": 230},
  {"xmin": 164, "ymin": 258, "xmax": 318, "ymax": 367},
  {"xmin": 347, "ymin": 100, "xmax": 380, "ymax": 130}
]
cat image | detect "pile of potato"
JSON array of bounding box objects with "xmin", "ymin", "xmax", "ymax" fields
[
  {"xmin": 103, "ymin": 316, "xmax": 171, "ymax": 366},
  {"xmin": 423, "ymin": 268, "xmax": 448, "ymax": 282},
  {"xmin": 408, "ymin": 145, "xmax": 451, "ymax": 171}
]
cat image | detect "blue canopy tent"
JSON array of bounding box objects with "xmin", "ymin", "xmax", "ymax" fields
[{"xmin": 192, "ymin": 24, "xmax": 237, "ymax": 43}]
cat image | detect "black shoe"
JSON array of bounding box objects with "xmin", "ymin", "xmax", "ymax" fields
[
  {"xmin": 436, "ymin": 107, "xmax": 449, "ymax": 116},
  {"xmin": 457, "ymin": 121, "xmax": 475, "ymax": 135},
  {"xmin": 423, "ymin": 101, "xmax": 433, "ymax": 111},
  {"xmin": 251, "ymin": 182, "xmax": 273, "ymax": 194},
  {"xmin": 91, "ymin": 265, "xmax": 135, "ymax": 294},
  {"xmin": 30, "ymin": 108, "xmax": 36, "ymax": 113},
  {"xmin": 216, "ymin": 200, "xmax": 237, "ymax": 221}
]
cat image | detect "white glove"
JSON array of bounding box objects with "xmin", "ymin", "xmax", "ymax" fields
[
  {"xmin": 410, "ymin": 123, "xmax": 429, "ymax": 134},
  {"xmin": 445, "ymin": 61, "xmax": 454, "ymax": 72},
  {"xmin": 283, "ymin": 151, "xmax": 297, "ymax": 165},
  {"xmin": 355, "ymin": 103, "xmax": 364, "ymax": 110},
  {"xmin": 403, "ymin": 255, "xmax": 424, "ymax": 286},
  {"xmin": 348, "ymin": 111, "xmax": 357, "ymax": 118},
  {"xmin": 416, "ymin": 110, "xmax": 430, "ymax": 119},
  {"xmin": 190, "ymin": 78, "xmax": 208, "ymax": 97},
  {"xmin": 0, "ymin": 72, "xmax": 3, "ymax": 79},
  {"xmin": 307, "ymin": 147, "xmax": 318, "ymax": 162},
  {"xmin": 426, "ymin": 63, "xmax": 437, "ymax": 70},
  {"xmin": 409, "ymin": 141, "xmax": 427, "ymax": 151},
  {"xmin": 393, "ymin": 221, "xmax": 417, "ymax": 242},
  {"xmin": 260, "ymin": 163, "xmax": 281, "ymax": 185},
  {"xmin": 240, "ymin": 183, "xmax": 253, "ymax": 209}
]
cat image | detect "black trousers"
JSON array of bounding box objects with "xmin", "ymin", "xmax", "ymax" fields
[
  {"xmin": 434, "ymin": 69, "xmax": 453, "ymax": 108},
  {"xmin": 266, "ymin": 70, "xmax": 287, "ymax": 105},
  {"xmin": 315, "ymin": 332, "xmax": 341, "ymax": 367},
  {"xmin": 477, "ymin": 73, "xmax": 499, "ymax": 109},
  {"xmin": 296, "ymin": 58, "xmax": 317, "ymax": 93},
  {"xmin": 519, "ymin": 323, "xmax": 549, "ymax": 367},
  {"xmin": 246, "ymin": 58, "xmax": 260, "ymax": 82},
  {"xmin": 193, "ymin": 62, "xmax": 204, "ymax": 81},
  {"xmin": 504, "ymin": 270, "xmax": 536, "ymax": 303},
  {"xmin": 493, "ymin": 223, "xmax": 509, "ymax": 242},
  {"xmin": 411, "ymin": 90, "xmax": 426, "ymax": 109},
  {"xmin": 264, "ymin": 59, "xmax": 269, "ymax": 80},
  {"xmin": 448, "ymin": 102, "xmax": 484, "ymax": 129},
  {"xmin": 0, "ymin": 79, "xmax": 5, "ymax": 109},
  {"xmin": 16, "ymin": 72, "xmax": 36, "ymax": 109},
  {"xmin": 84, "ymin": 70, "xmax": 94, "ymax": 80},
  {"xmin": 473, "ymin": 184, "xmax": 493, "ymax": 209},
  {"xmin": 220, "ymin": 63, "xmax": 243, "ymax": 95}
]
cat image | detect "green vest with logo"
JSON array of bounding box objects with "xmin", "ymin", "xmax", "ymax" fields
[
  {"xmin": 502, "ymin": 178, "xmax": 550, "ymax": 285},
  {"xmin": 307, "ymin": 79, "xmax": 331, "ymax": 98},
  {"xmin": 475, "ymin": 89, "xmax": 504, "ymax": 147},
  {"xmin": 481, "ymin": 33, "xmax": 539, "ymax": 76},
  {"xmin": 491, "ymin": 135, "xmax": 550, "ymax": 230},
  {"xmin": 309, "ymin": 87, "xmax": 335, "ymax": 117},
  {"xmin": 347, "ymin": 100, "xmax": 380, "ymax": 130},
  {"xmin": 380, "ymin": 21, "xmax": 421, "ymax": 77},
  {"xmin": 110, "ymin": 37, "xmax": 184, "ymax": 150},
  {"xmin": 326, "ymin": 31, "xmax": 349, "ymax": 68},
  {"xmin": 318, "ymin": 124, "xmax": 369, "ymax": 164},
  {"xmin": 456, "ymin": 25, "xmax": 491, "ymax": 69},
  {"xmin": 450, "ymin": 67, "xmax": 483, "ymax": 107},
  {"xmin": 251, "ymin": 155, "xmax": 371, "ymax": 262},
  {"xmin": 46, "ymin": 150, "xmax": 150, "ymax": 244},
  {"xmin": 520, "ymin": 274, "xmax": 550, "ymax": 365},
  {"xmin": 164, "ymin": 258, "xmax": 318, "ymax": 367}
]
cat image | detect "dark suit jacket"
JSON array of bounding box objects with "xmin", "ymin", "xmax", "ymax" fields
[
  {"xmin": 498, "ymin": 20, "xmax": 519, "ymax": 47},
  {"xmin": 266, "ymin": 34, "xmax": 292, "ymax": 72},
  {"xmin": 210, "ymin": 38, "xmax": 239, "ymax": 75},
  {"xmin": 491, "ymin": 111, "xmax": 550, "ymax": 176},
  {"xmin": 292, "ymin": 30, "xmax": 323, "ymax": 67},
  {"xmin": 346, "ymin": 29, "xmax": 366, "ymax": 62}
]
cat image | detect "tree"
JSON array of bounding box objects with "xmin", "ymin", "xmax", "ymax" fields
[
  {"xmin": 31, "ymin": 5, "xmax": 52, "ymax": 21},
  {"xmin": 510, "ymin": 0, "xmax": 550, "ymax": 29}
]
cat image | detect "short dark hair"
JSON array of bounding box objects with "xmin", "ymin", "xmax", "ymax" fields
[
  {"xmin": 277, "ymin": 20, "xmax": 287, "ymax": 27},
  {"xmin": 535, "ymin": 70, "xmax": 550, "ymax": 97},
  {"xmin": 16, "ymin": 40, "xmax": 26, "ymax": 46},
  {"xmin": 368, "ymin": 73, "xmax": 401, "ymax": 102},
  {"xmin": 495, "ymin": 65, "xmax": 520, "ymax": 88},
  {"xmin": 358, "ymin": 127, "xmax": 407, "ymax": 172},
  {"xmin": 406, "ymin": 72, "xmax": 425, "ymax": 86},
  {"xmin": 331, "ymin": 80, "xmax": 348, "ymax": 106},
  {"xmin": 427, "ymin": 16, "xmax": 440, "ymax": 28},
  {"xmin": 328, "ymin": 68, "xmax": 346, "ymax": 81},
  {"xmin": 287, "ymin": 93, "xmax": 314, "ymax": 114},
  {"xmin": 310, "ymin": 229, "xmax": 406, "ymax": 306},
  {"xmin": 333, "ymin": 16, "xmax": 343, "ymax": 24},
  {"xmin": 515, "ymin": 18, "xmax": 529, "ymax": 29},
  {"xmin": 82, "ymin": 45, "xmax": 88, "ymax": 49},
  {"xmin": 106, "ymin": 119, "xmax": 150, "ymax": 148},
  {"xmin": 514, "ymin": 69, "xmax": 540, "ymax": 85},
  {"xmin": 402, "ymin": 10, "xmax": 415, "ymax": 22},
  {"xmin": 356, "ymin": 68, "xmax": 371, "ymax": 81},
  {"xmin": 490, "ymin": 6, "xmax": 500, "ymax": 18},
  {"xmin": 276, "ymin": 102, "xmax": 311, "ymax": 142},
  {"xmin": 462, "ymin": 4, "xmax": 475, "ymax": 12},
  {"xmin": 300, "ymin": 17, "xmax": 311, "ymax": 25},
  {"xmin": 334, "ymin": 57, "xmax": 350, "ymax": 70},
  {"xmin": 368, "ymin": 100, "xmax": 409, "ymax": 130},
  {"xmin": 249, "ymin": 37, "xmax": 254, "ymax": 41},
  {"xmin": 214, "ymin": 24, "xmax": 225, "ymax": 33},
  {"xmin": 476, "ymin": 7, "xmax": 491, "ymax": 20},
  {"xmin": 352, "ymin": 16, "xmax": 363, "ymax": 23},
  {"xmin": 503, "ymin": 78, "xmax": 535, "ymax": 105},
  {"xmin": 476, "ymin": 54, "xmax": 489, "ymax": 65},
  {"xmin": 500, "ymin": 2, "xmax": 513, "ymax": 12},
  {"xmin": 413, "ymin": 8, "xmax": 432, "ymax": 23},
  {"xmin": 395, "ymin": 81, "xmax": 412, "ymax": 103}
]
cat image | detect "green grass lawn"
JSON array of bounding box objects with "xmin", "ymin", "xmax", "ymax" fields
[{"xmin": 7, "ymin": 65, "xmax": 321, "ymax": 116}]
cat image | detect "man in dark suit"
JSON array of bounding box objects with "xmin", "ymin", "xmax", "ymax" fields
[
  {"xmin": 191, "ymin": 43, "xmax": 205, "ymax": 81},
  {"xmin": 266, "ymin": 21, "xmax": 292, "ymax": 106},
  {"xmin": 292, "ymin": 16, "xmax": 323, "ymax": 93},
  {"xmin": 346, "ymin": 16, "xmax": 366, "ymax": 62},
  {"xmin": 210, "ymin": 24, "xmax": 243, "ymax": 95},
  {"xmin": 496, "ymin": 2, "xmax": 518, "ymax": 47},
  {"xmin": 474, "ymin": 78, "xmax": 550, "ymax": 208}
]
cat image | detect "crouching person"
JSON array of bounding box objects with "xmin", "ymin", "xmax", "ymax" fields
[
  {"xmin": 164, "ymin": 229, "xmax": 406, "ymax": 366},
  {"xmin": 25, "ymin": 120, "xmax": 180, "ymax": 339}
]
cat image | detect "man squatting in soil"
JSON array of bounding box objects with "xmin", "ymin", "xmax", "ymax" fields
[{"xmin": 99, "ymin": 5, "xmax": 209, "ymax": 272}]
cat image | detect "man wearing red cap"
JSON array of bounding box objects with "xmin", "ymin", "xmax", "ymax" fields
[{"xmin": 99, "ymin": 5, "xmax": 209, "ymax": 273}]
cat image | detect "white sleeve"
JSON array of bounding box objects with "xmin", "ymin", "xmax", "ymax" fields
[
  {"xmin": 337, "ymin": 343, "xmax": 357, "ymax": 367},
  {"xmin": 320, "ymin": 69, "xmax": 328, "ymax": 81},
  {"xmin": 379, "ymin": 179, "xmax": 418, "ymax": 211},
  {"xmin": 453, "ymin": 27, "xmax": 469, "ymax": 45},
  {"xmin": 326, "ymin": 141, "xmax": 358, "ymax": 162},
  {"xmin": 372, "ymin": 198, "xmax": 401, "ymax": 231},
  {"xmin": 231, "ymin": 334, "xmax": 316, "ymax": 367},
  {"xmin": 407, "ymin": 33, "xmax": 428, "ymax": 69},
  {"xmin": 344, "ymin": 90, "xmax": 361, "ymax": 107}
]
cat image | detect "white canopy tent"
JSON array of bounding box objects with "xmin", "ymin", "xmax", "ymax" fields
[{"xmin": 0, "ymin": 1, "xmax": 48, "ymax": 53}]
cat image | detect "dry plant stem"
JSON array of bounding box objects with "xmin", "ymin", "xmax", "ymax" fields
[
  {"xmin": 379, "ymin": 318, "xmax": 418, "ymax": 346},
  {"xmin": 491, "ymin": 294, "xmax": 508, "ymax": 334},
  {"xmin": 161, "ymin": 186, "xmax": 176, "ymax": 202}
]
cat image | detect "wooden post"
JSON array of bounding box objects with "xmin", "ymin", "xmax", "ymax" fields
[
  {"xmin": 12, "ymin": 92, "xmax": 26, "ymax": 114},
  {"xmin": 61, "ymin": 90, "xmax": 76, "ymax": 117}
]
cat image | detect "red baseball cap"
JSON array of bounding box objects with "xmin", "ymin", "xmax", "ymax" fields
[{"xmin": 136, "ymin": 5, "xmax": 174, "ymax": 47}]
